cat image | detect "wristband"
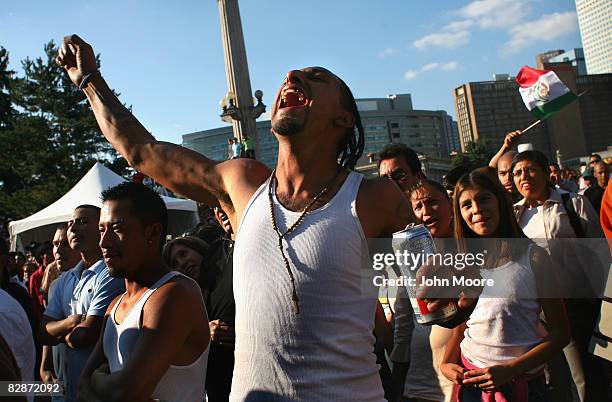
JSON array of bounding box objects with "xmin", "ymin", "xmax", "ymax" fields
[{"xmin": 78, "ymin": 70, "xmax": 101, "ymax": 90}]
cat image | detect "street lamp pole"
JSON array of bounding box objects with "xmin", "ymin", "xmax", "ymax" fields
[{"xmin": 217, "ymin": 0, "xmax": 265, "ymax": 159}]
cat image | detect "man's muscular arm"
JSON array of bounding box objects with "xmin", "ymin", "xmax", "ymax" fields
[
  {"xmin": 56, "ymin": 35, "xmax": 269, "ymax": 221},
  {"xmin": 87, "ymin": 279, "xmax": 209, "ymax": 402}
]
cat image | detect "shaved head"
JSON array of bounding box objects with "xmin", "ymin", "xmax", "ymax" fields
[{"xmin": 497, "ymin": 151, "xmax": 518, "ymax": 194}]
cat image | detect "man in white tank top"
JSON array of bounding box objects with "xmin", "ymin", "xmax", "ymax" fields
[
  {"xmin": 58, "ymin": 35, "xmax": 474, "ymax": 401},
  {"xmin": 76, "ymin": 183, "xmax": 210, "ymax": 402}
]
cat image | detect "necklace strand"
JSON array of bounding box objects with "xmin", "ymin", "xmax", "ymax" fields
[{"xmin": 267, "ymin": 168, "xmax": 342, "ymax": 314}]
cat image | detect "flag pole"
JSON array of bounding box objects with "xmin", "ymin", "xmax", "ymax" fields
[
  {"xmin": 521, "ymin": 119, "xmax": 542, "ymax": 134},
  {"xmin": 520, "ymin": 90, "xmax": 589, "ymax": 134}
]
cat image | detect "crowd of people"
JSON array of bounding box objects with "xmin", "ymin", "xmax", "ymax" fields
[{"xmin": 0, "ymin": 33, "xmax": 611, "ymax": 402}]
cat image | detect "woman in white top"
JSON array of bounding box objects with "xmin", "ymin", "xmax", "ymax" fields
[{"xmin": 441, "ymin": 169, "xmax": 569, "ymax": 402}]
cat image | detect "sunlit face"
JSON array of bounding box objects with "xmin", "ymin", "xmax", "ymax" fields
[
  {"xmin": 378, "ymin": 157, "xmax": 421, "ymax": 192},
  {"xmin": 271, "ymin": 67, "xmax": 348, "ymax": 141},
  {"xmin": 67, "ymin": 207, "xmax": 101, "ymax": 253},
  {"xmin": 410, "ymin": 184, "xmax": 452, "ymax": 238},
  {"xmin": 497, "ymin": 154, "xmax": 515, "ymax": 194},
  {"xmin": 53, "ymin": 227, "xmax": 80, "ymax": 272},
  {"xmin": 99, "ymin": 199, "xmax": 160, "ymax": 278},
  {"xmin": 513, "ymin": 160, "xmax": 548, "ymax": 201},
  {"xmin": 168, "ymin": 244, "xmax": 203, "ymax": 281},
  {"xmin": 458, "ymin": 187, "xmax": 500, "ymax": 237}
]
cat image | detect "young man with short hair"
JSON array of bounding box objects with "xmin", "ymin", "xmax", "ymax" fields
[
  {"xmin": 377, "ymin": 143, "xmax": 424, "ymax": 193},
  {"xmin": 39, "ymin": 206, "xmax": 124, "ymax": 402},
  {"xmin": 78, "ymin": 182, "xmax": 210, "ymax": 402}
]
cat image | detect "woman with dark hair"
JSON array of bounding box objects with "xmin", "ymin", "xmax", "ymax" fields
[
  {"xmin": 392, "ymin": 179, "xmax": 454, "ymax": 402},
  {"xmin": 512, "ymin": 151, "xmax": 607, "ymax": 402},
  {"xmin": 441, "ymin": 170, "xmax": 569, "ymax": 401},
  {"xmin": 512, "ymin": 150, "xmax": 602, "ymax": 242}
]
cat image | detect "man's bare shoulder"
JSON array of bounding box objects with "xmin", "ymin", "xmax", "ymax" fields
[
  {"xmin": 215, "ymin": 158, "xmax": 271, "ymax": 211},
  {"xmin": 151, "ymin": 275, "xmax": 202, "ymax": 302},
  {"xmin": 217, "ymin": 158, "xmax": 270, "ymax": 187},
  {"xmin": 357, "ymin": 176, "xmax": 412, "ymax": 236}
]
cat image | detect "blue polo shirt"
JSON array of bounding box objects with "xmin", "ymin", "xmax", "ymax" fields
[{"xmin": 44, "ymin": 259, "xmax": 124, "ymax": 402}]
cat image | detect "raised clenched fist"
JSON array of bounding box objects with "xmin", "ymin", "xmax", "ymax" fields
[
  {"xmin": 56, "ymin": 34, "xmax": 97, "ymax": 88},
  {"xmin": 503, "ymin": 130, "xmax": 523, "ymax": 149}
]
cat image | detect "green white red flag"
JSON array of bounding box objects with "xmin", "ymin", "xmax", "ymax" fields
[{"xmin": 515, "ymin": 66, "xmax": 577, "ymax": 120}]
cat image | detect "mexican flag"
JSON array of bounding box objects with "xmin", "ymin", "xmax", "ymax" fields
[{"xmin": 516, "ymin": 66, "xmax": 577, "ymax": 120}]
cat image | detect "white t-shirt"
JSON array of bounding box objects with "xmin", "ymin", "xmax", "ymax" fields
[
  {"xmin": 518, "ymin": 205, "xmax": 549, "ymax": 251},
  {"xmin": 0, "ymin": 288, "xmax": 36, "ymax": 402}
]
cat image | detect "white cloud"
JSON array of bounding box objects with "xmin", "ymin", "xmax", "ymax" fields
[
  {"xmin": 444, "ymin": 19, "xmax": 475, "ymax": 32},
  {"xmin": 441, "ymin": 61, "xmax": 458, "ymax": 71},
  {"xmin": 459, "ymin": 0, "xmax": 529, "ymax": 28},
  {"xmin": 505, "ymin": 11, "xmax": 579, "ymax": 54},
  {"xmin": 421, "ymin": 63, "xmax": 440, "ymax": 71},
  {"xmin": 404, "ymin": 70, "xmax": 419, "ymax": 80},
  {"xmin": 413, "ymin": 30, "xmax": 470, "ymax": 49},
  {"xmin": 378, "ymin": 48, "xmax": 399, "ymax": 58},
  {"xmin": 405, "ymin": 61, "xmax": 459, "ymax": 80}
]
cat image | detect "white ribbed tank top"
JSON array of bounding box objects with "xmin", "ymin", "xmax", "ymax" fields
[
  {"xmin": 231, "ymin": 171, "xmax": 384, "ymax": 402},
  {"xmin": 461, "ymin": 244, "xmax": 548, "ymax": 371},
  {"xmin": 103, "ymin": 271, "xmax": 209, "ymax": 402}
]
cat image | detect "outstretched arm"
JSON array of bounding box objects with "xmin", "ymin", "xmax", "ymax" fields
[{"xmin": 56, "ymin": 35, "xmax": 270, "ymax": 221}]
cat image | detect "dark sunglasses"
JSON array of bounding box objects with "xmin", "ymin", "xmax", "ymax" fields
[{"xmin": 386, "ymin": 168, "xmax": 407, "ymax": 182}]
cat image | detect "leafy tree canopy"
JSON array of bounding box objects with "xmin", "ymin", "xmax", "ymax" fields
[
  {"xmin": 451, "ymin": 140, "xmax": 495, "ymax": 172},
  {"xmin": 0, "ymin": 41, "xmax": 128, "ymax": 223}
]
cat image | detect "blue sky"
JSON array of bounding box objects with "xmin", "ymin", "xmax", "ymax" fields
[{"xmin": 1, "ymin": 0, "xmax": 582, "ymax": 144}]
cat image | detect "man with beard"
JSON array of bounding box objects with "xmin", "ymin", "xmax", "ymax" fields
[
  {"xmin": 57, "ymin": 34, "xmax": 474, "ymax": 401},
  {"xmin": 77, "ymin": 182, "xmax": 210, "ymax": 402},
  {"xmin": 39, "ymin": 207, "xmax": 124, "ymax": 402}
]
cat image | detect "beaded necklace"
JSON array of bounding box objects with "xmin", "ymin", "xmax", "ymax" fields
[{"xmin": 267, "ymin": 168, "xmax": 342, "ymax": 314}]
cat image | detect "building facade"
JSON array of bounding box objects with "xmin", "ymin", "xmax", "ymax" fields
[
  {"xmin": 576, "ymin": 72, "xmax": 612, "ymax": 153},
  {"xmin": 355, "ymin": 94, "xmax": 452, "ymax": 167},
  {"xmin": 575, "ymin": 0, "xmax": 612, "ymax": 74},
  {"xmin": 182, "ymin": 120, "xmax": 277, "ymax": 168}
]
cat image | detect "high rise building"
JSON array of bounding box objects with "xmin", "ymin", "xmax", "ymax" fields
[
  {"xmin": 453, "ymin": 61, "xmax": 612, "ymax": 161},
  {"xmin": 575, "ymin": 0, "xmax": 612, "ymax": 74},
  {"xmin": 453, "ymin": 78, "xmax": 552, "ymax": 158},
  {"xmin": 183, "ymin": 93, "xmax": 455, "ymax": 174}
]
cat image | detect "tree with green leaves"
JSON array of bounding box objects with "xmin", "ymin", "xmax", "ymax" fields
[
  {"xmin": 451, "ymin": 140, "xmax": 495, "ymax": 172},
  {"xmin": 0, "ymin": 41, "xmax": 128, "ymax": 223}
]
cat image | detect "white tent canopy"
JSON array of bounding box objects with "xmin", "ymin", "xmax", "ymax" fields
[{"xmin": 9, "ymin": 162, "xmax": 199, "ymax": 251}]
